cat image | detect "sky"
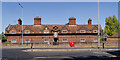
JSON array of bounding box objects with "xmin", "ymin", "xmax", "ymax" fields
[
  {"xmin": 1, "ymin": 0, "xmax": 120, "ymax": 2},
  {"xmin": 2, "ymin": 2, "xmax": 118, "ymax": 33}
]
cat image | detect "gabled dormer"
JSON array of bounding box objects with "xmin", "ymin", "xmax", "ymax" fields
[
  {"xmin": 8, "ymin": 26, "xmax": 19, "ymax": 34},
  {"xmin": 77, "ymin": 26, "xmax": 87, "ymax": 33},
  {"xmin": 92, "ymin": 26, "xmax": 98, "ymax": 33},
  {"xmin": 61, "ymin": 26, "xmax": 70, "ymax": 33},
  {"xmin": 23, "ymin": 26, "xmax": 34, "ymax": 34},
  {"xmin": 42, "ymin": 26, "xmax": 51, "ymax": 33}
]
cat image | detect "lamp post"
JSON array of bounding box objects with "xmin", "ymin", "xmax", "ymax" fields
[
  {"xmin": 19, "ymin": 3, "xmax": 23, "ymax": 45},
  {"xmin": 98, "ymin": 0, "xmax": 100, "ymax": 49}
]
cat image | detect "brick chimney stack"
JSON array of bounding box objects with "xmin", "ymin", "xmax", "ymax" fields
[
  {"xmin": 88, "ymin": 18, "xmax": 92, "ymax": 25},
  {"xmin": 18, "ymin": 18, "xmax": 22, "ymax": 25},
  {"xmin": 34, "ymin": 16, "xmax": 41, "ymax": 25},
  {"xmin": 68, "ymin": 17, "xmax": 76, "ymax": 25}
]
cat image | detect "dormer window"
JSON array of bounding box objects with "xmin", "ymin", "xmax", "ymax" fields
[
  {"xmin": 62, "ymin": 30, "xmax": 68, "ymax": 33},
  {"xmin": 10, "ymin": 31, "xmax": 16, "ymax": 33},
  {"xmin": 93, "ymin": 30, "xmax": 98, "ymax": 33},
  {"xmin": 45, "ymin": 27, "xmax": 48, "ymax": 30},
  {"xmin": 44, "ymin": 31, "xmax": 49, "ymax": 33},
  {"xmin": 25, "ymin": 31, "xmax": 30, "ymax": 34},
  {"xmin": 80, "ymin": 30, "xmax": 85, "ymax": 33}
]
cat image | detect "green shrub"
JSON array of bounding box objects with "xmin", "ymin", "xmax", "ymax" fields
[
  {"xmin": 5, "ymin": 41, "xmax": 11, "ymax": 43},
  {"xmin": 100, "ymin": 38, "xmax": 105, "ymax": 42}
]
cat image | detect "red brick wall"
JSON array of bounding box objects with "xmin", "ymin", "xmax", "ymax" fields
[
  {"xmin": 69, "ymin": 17, "xmax": 76, "ymax": 25},
  {"xmin": 106, "ymin": 38, "xmax": 119, "ymax": 44},
  {"xmin": 7, "ymin": 35, "xmax": 103, "ymax": 44},
  {"xmin": 34, "ymin": 18, "xmax": 41, "ymax": 25},
  {"xmin": 69, "ymin": 20, "xmax": 76, "ymax": 25}
]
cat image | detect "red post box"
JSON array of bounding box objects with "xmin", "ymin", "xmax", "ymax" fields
[{"xmin": 69, "ymin": 42, "xmax": 75, "ymax": 47}]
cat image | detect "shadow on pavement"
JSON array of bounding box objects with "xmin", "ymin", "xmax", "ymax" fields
[{"xmin": 107, "ymin": 50, "xmax": 120, "ymax": 57}]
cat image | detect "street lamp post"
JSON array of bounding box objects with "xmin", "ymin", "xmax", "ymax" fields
[
  {"xmin": 98, "ymin": 0, "xmax": 100, "ymax": 49},
  {"xmin": 19, "ymin": 3, "xmax": 23, "ymax": 45}
]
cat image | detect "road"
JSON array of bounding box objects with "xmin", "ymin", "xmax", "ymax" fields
[{"xmin": 2, "ymin": 48, "xmax": 120, "ymax": 60}]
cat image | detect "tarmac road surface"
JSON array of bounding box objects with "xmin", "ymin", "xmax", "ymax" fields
[{"xmin": 1, "ymin": 48, "xmax": 120, "ymax": 60}]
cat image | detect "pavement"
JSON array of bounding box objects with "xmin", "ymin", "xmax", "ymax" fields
[
  {"xmin": 2, "ymin": 44, "xmax": 119, "ymax": 48},
  {"xmin": 23, "ymin": 48, "xmax": 120, "ymax": 52},
  {"xmin": 1, "ymin": 48, "xmax": 120, "ymax": 60}
]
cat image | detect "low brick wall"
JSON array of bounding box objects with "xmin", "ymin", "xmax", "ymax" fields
[
  {"xmin": 106, "ymin": 37, "xmax": 120, "ymax": 45},
  {"xmin": 3, "ymin": 42, "xmax": 117, "ymax": 47}
]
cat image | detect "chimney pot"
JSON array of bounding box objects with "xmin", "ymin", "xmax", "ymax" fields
[
  {"xmin": 88, "ymin": 18, "xmax": 92, "ymax": 25},
  {"xmin": 18, "ymin": 18, "xmax": 22, "ymax": 25}
]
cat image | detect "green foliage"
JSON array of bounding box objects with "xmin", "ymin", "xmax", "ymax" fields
[
  {"xmin": 104, "ymin": 15, "xmax": 120, "ymax": 36},
  {"xmin": 100, "ymin": 38, "xmax": 105, "ymax": 42},
  {"xmin": 2, "ymin": 36, "xmax": 7, "ymax": 40},
  {"xmin": 1, "ymin": 32, "xmax": 7, "ymax": 40},
  {"xmin": 5, "ymin": 41, "xmax": 11, "ymax": 43},
  {"xmin": 0, "ymin": 34, "xmax": 2, "ymax": 39}
]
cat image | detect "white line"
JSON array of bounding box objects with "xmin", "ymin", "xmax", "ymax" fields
[{"xmin": 34, "ymin": 57, "xmax": 71, "ymax": 58}]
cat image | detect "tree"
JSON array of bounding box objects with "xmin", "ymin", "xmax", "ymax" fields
[
  {"xmin": 1, "ymin": 32, "xmax": 7, "ymax": 42},
  {"xmin": 104, "ymin": 15, "xmax": 120, "ymax": 36}
]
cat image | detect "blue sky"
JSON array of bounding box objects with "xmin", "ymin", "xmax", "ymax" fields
[
  {"xmin": 1, "ymin": 0, "xmax": 120, "ymax": 2},
  {"xmin": 2, "ymin": 2, "xmax": 118, "ymax": 32}
]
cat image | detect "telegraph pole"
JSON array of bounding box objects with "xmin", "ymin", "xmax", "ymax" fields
[
  {"xmin": 19, "ymin": 3, "xmax": 24, "ymax": 45},
  {"xmin": 0, "ymin": 0, "xmax": 2, "ymax": 34},
  {"xmin": 98, "ymin": 0, "xmax": 100, "ymax": 49}
]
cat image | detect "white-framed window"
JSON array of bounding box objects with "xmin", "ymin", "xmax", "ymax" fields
[
  {"xmin": 25, "ymin": 31, "xmax": 30, "ymax": 33},
  {"xmin": 93, "ymin": 38, "xmax": 98, "ymax": 42},
  {"xmin": 11, "ymin": 39, "xmax": 16, "ymax": 43},
  {"xmin": 10, "ymin": 31, "xmax": 16, "ymax": 33},
  {"xmin": 44, "ymin": 31, "xmax": 49, "ymax": 33},
  {"xmin": 62, "ymin": 39, "xmax": 68, "ymax": 42},
  {"xmin": 62, "ymin": 30, "xmax": 68, "ymax": 33},
  {"xmin": 93, "ymin": 30, "xmax": 98, "ymax": 33},
  {"xmin": 25, "ymin": 39, "xmax": 30, "ymax": 43},
  {"xmin": 80, "ymin": 30, "xmax": 85, "ymax": 33},
  {"xmin": 80, "ymin": 38, "xmax": 85, "ymax": 42},
  {"xmin": 44, "ymin": 39, "xmax": 49, "ymax": 42}
]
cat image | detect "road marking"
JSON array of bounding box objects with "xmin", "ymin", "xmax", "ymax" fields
[
  {"xmin": 93, "ymin": 52, "xmax": 109, "ymax": 54},
  {"xmin": 34, "ymin": 57, "xmax": 71, "ymax": 58},
  {"xmin": 93, "ymin": 51, "xmax": 118, "ymax": 57},
  {"xmin": 109, "ymin": 55, "xmax": 117, "ymax": 57}
]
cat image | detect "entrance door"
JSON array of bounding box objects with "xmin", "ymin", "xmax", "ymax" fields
[
  {"xmin": 54, "ymin": 38, "xmax": 58, "ymax": 42},
  {"xmin": 53, "ymin": 38, "xmax": 58, "ymax": 45}
]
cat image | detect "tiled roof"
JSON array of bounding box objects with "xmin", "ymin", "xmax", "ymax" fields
[{"xmin": 6, "ymin": 24, "xmax": 103, "ymax": 34}]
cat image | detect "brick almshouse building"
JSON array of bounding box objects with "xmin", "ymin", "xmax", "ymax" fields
[{"xmin": 5, "ymin": 17, "xmax": 103, "ymax": 45}]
